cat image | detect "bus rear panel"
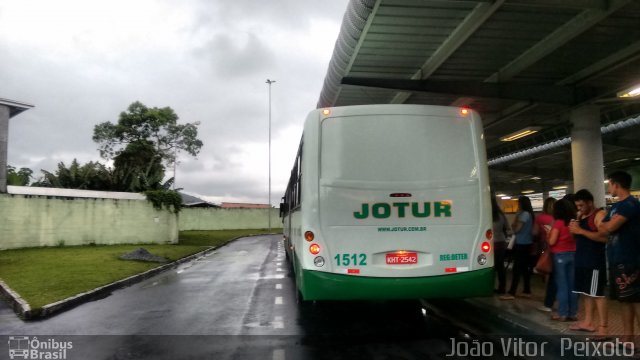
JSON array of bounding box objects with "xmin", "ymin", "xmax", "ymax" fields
[{"xmin": 282, "ymin": 105, "xmax": 493, "ymax": 301}]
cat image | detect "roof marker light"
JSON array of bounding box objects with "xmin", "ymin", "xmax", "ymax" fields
[
  {"xmin": 322, "ymin": 109, "xmax": 331, "ymax": 116},
  {"xmin": 460, "ymin": 107, "xmax": 470, "ymax": 117}
]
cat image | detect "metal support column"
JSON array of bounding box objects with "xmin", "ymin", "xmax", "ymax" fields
[
  {"xmin": 570, "ymin": 105, "xmax": 605, "ymax": 207},
  {"xmin": 0, "ymin": 105, "xmax": 9, "ymax": 193}
]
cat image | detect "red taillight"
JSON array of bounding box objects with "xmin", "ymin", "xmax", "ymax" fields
[
  {"xmin": 481, "ymin": 241, "xmax": 491, "ymax": 253},
  {"xmin": 486, "ymin": 229, "xmax": 493, "ymax": 240},
  {"xmin": 309, "ymin": 244, "xmax": 321, "ymax": 255},
  {"xmin": 305, "ymin": 231, "xmax": 314, "ymax": 242}
]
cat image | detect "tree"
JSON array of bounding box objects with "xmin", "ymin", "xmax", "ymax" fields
[
  {"xmin": 93, "ymin": 101, "xmax": 203, "ymax": 166},
  {"xmin": 93, "ymin": 101, "xmax": 202, "ymax": 192},
  {"xmin": 111, "ymin": 142, "xmax": 166, "ymax": 192},
  {"xmin": 32, "ymin": 160, "xmax": 114, "ymax": 190},
  {"xmin": 6, "ymin": 166, "xmax": 33, "ymax": 186}
]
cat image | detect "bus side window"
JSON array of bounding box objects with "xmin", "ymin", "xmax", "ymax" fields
[{"xmin": 283, "ymin": 139, "xmax": 303, "ymax": 215}]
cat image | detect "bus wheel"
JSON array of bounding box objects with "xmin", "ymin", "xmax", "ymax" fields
[
  {"xmin": 297, "ymin": 292, "xmax": 317, "ymax": 311},
  {"xmin": 295, "ymin": 287, "xmax": 304, "ymax": 304}
]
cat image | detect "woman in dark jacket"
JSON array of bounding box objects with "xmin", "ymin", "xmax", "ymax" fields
[
  {"xmin": 500, "ymin": 196, "xmax": 535, "ymax": 300},
  {"xmin": 492, "ymin": 195, "xmax": 512, "ymax": 295}
]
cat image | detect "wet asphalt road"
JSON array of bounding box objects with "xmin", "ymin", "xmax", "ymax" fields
[{"xmin": 0, "ymin": 235, "xmax": 497, "ymax": 359}]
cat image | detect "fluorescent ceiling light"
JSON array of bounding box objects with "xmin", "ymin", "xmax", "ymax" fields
[
  {"xmin": 501, "ymin": 196, "xmax": 511, "ymax": 200},
  {"xmin": 553, "ymin": 185, "xmax": 568, "ymax": 190},
  {"xmin": 617, "ymin": 84, "xmax": 640, "ymax": 98},
  {"xmin": 521, "ymin": 190, "xmax": 535, "ymax": 194},
  {"xmin": 500, "ymin": 127, "xmax": 542, "ymax": 142}
]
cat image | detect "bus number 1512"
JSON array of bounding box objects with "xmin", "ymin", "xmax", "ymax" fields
[{"xmin": 334, "ymin": 253, "xmax": 367, "ymax": 266}]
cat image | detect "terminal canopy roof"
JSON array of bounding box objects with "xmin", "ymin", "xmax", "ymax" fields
[{"xmin": 318, "ymin": 0, "xmax": 640, "ymax": 194}]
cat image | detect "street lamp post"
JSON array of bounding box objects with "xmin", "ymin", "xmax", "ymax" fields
[{"xmin": 266, "ymin": 79, "xmax": 276, "ymax": 232}]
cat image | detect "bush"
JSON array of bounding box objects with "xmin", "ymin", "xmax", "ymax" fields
[{"xmin": 144, "ymin": 190, "xmax": 182, "ymax": 213}]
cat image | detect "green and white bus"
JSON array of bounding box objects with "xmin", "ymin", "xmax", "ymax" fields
[{"xmin": 280, "ymin": 104, "xmax": 493, "ymax": 301}]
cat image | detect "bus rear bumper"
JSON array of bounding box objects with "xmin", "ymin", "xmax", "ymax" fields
[{"xmin": 298, "ymin": 267, "xmax": 494, "ymax": 301}]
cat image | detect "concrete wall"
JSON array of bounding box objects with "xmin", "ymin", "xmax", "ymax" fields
[
  {"xmin": 0, "ymin": 194, "xmax": 178, "ymax": 250},
  {"xmin": 179, "ymin": 207, "xmax": 281, "ymax": 231}
]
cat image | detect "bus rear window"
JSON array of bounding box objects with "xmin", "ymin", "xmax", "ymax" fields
[{"xmin": 320, "ymin": 115, "xmax": 477, "ymax": 182}]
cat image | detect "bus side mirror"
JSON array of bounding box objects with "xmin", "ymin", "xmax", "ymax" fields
[{"xmin": 280, "ymin": 202, "xmax": 288, "ymax": 217}]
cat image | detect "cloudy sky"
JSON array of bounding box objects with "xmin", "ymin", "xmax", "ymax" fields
[{"xmin": 0, "ymin": 0, "xmax": 349, "ymax": 204}]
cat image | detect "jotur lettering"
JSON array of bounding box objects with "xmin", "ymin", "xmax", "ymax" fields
[{"xmin": 354, "ymin": 202, "xmax": 452, "ymax": 219}]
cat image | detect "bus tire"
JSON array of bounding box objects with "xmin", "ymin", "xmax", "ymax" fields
[{"xmin": 296, "ymin": 288, "xmax": 317, "ymax": 309}]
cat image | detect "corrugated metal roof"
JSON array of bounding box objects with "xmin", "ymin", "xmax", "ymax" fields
[
  {"xmin": 318, "ymin": 0, "xmax": 640, "ymax": 193},
  {"xmin": 179, "ymin": 192, "xmax": 219, "ymax": 208}
]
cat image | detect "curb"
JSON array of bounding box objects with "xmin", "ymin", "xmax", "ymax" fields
[
  {"xmin": 0, "ymin": 233, "xmax": 281, "ymax": 320},
  {"xmin": 423, "ymin": 297, "xmax": 559, "ymax": 337},
  {"xmin": 0, "ymin": 279, "xmax": 33, "ymax": 319}
]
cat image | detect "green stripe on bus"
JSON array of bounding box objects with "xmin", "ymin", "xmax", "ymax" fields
[{"xmin": 297, "ymin": 266, "xmax": 493, "ymax": 301}]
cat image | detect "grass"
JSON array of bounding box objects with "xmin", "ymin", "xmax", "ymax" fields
[{"xmin": 0, "ymin": 229, "xmax": 281, "ymax": 310}]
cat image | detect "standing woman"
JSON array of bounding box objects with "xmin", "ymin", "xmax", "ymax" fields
[
  {"xmin": 548, "ymin": 199, "xmax": 578, "ymax": 321},
  {"xmin": 535, "ymin": 197, "xmax": 557, "ymax": 312},
  {"xmin": 492, "ymin": 195, "xmax": 513, "ymax": 295},
  {"xmin": 501, "ymin": 196, "xmax": 535, "ymax": 300}
]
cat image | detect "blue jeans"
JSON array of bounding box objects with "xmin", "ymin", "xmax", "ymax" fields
[{"xmin": 553, "ymin": 252, "xmax": 578, "ymax": 317}]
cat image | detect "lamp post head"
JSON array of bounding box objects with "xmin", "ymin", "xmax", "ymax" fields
[{"xmin": 266, "ymin": 79, "xmax": 276, "ymax": 84}]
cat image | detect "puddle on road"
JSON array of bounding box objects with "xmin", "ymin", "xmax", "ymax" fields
[
  {"xmin": 180, "ymin": 277, "xmax": 210, "ymax": 283},
  {"xmin": 243, "ymin": 321, "xmax": 273, "ymax": 329},
  {"xmin": 140, "ymin": 273, "xmax": 179, "ymax": 289},
  {"xmin": 242, "ymin": 273, "xmax": 286, "ymax": 281}
]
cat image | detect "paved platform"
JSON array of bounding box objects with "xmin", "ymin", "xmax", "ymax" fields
[
  {"xmin": 482, "ymin": 270, "xmax": 625, "ymax": 337},
  {"xmin": 426, "ymin": 269, "xmax": 638, "ymax": 358}
]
